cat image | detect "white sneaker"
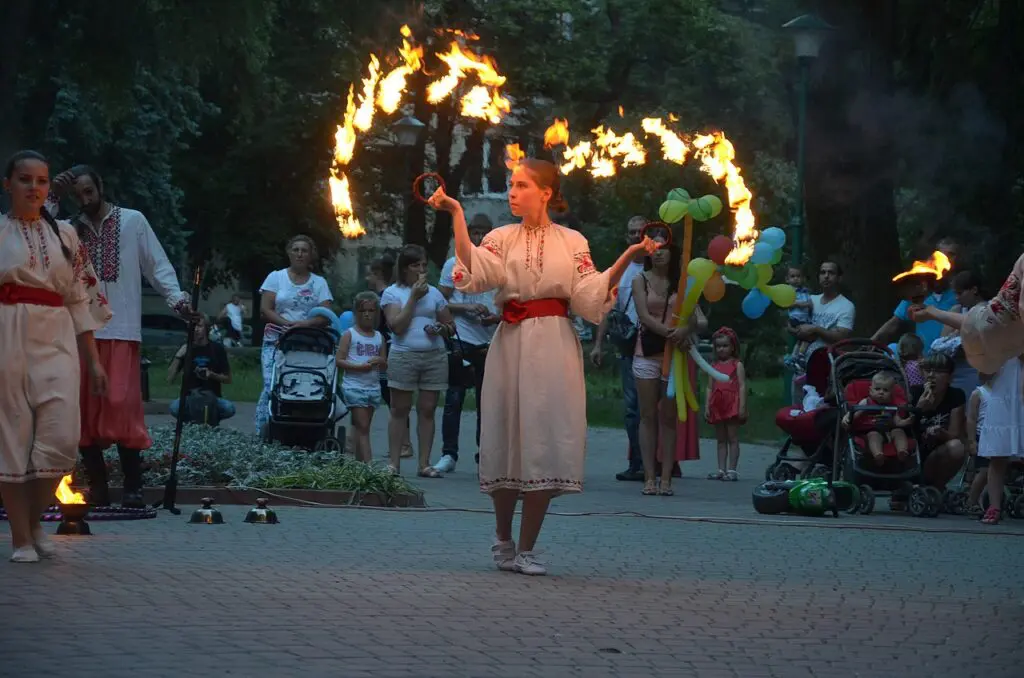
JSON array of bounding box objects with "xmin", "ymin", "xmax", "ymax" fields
[
  {"xmin": 10, "ymin": 546, "xmax": 40, "ymax": 563},
  {"xmin": 434, "ymin": 454, "xmax": 456, "ymax": 473},
  {"xmin": 491, "ymin": 538, "xmax": 516, "ymax": 571},
  {"xmin": 32, "ymin": 529, "xmax": 57, "ymax": 558},
  {"xmin": 513, "ymin": 551, "xmax": 546, "ymax": 576}
]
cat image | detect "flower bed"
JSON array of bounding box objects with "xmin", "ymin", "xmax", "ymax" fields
[{"xmin": 78, "ymin": 424, "xmax": 421, "ymax": 505}]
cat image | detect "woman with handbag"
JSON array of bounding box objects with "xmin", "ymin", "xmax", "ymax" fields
[{"xmin": 631, "ymin": 234, "xmax": 706, "ymax": 496}]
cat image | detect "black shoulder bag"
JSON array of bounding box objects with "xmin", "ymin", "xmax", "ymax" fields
[{"xmin": 605, "ymin": 287, "xmax": 639, "ymax": 356}]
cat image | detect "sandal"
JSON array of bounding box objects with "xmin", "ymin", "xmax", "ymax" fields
[
  {"xmin": 642, "ymin": 481, "xmax": 658, "ymax": 496},
  {"xmin": 418, "ymin": 467, "xmax": 442, "ymax": 478},
  {"xmin": 980, "ymin": 507, "xmax": 1001, "ymax": 525},
  {"xmin": 707, "ymin": 470, "xmax": 725, "ymax": 480},
  {"xmin": 658, "ymin": 482, "xmax": 674, "ymax": 496},
  {"xmin": 724, "ymin": 470, "xmax": 739, "ymax": 482},
  {"xmin": 967, "ymin": 503, "xmax": 984, "ymax": 517}
]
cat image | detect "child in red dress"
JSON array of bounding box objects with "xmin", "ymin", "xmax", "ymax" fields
[{"xmin": 704, "ymin": 327, "xmax": 747, "ymax": 481}]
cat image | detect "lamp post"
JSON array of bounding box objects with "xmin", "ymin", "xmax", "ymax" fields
[
  {"xmin": 782, "ymin": 13, "xmax": 834, "ymax": 266},
  {"xmin": 393, "ymin": 115, "xmax": 426, "ymax": 237},
  {"xmin": 781, "ymin": 13, "xmax": 833, "ymax": 404}
]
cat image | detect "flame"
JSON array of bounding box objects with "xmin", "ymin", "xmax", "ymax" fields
[
  {"xmin": 328, "ymin": 24, "xmax": 762, "ymax": 252},
  {"xmin": 543, "ymin": 118, "xmax": 570, "ymax": 148},
  {"xmin": 641, "ymin": 118, "xmax": 689, "ymax": 165},
  {"xmin": 333, "ymin": 86, "xmax": 358, "ymax": 166},
  {"xmin": 56, "ymin": 474, "xmax": 86, "ymax": 505},
  {"xmin": 377, "ymin": 36, "xmax": 423, "ymax": 114},
  {"xmin": 461, "ymin": 85, "xmax": 510, "ymax": 124},
  {"xmin": 353, "ymin": 55, "xmax": 382, "ymax": 132},
  {"xmin": 505, "ymin": 143, "xmax": 524, "ymax": 170},
  {"xmin": 691, "ymin": 132, "xmax": 757, "ymax": 265},
  {"xmin": 427, "ymin": 42, "xmax": 506, "ymax": 104},
  {"xmin": 329, "ymin": 172, "xmax": 365, "ymax": 238},
  {"xmin": 892, "ymin": 251, "xmax": 952, "ymax": 282}
]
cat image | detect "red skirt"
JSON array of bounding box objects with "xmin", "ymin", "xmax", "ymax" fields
[{"xmin": 79, "ymin": 339, "xmax": 151, "ymax": 449}]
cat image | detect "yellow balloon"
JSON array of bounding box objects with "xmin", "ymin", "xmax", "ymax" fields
[
  {"xmin": 703, "ymin": 271, "xmax": 726, "ymax": 302},
  {"xmin": 687, "ymin": 257, "xmax": 717, "ymax": 282},
  {"xmin": 767, "ymin": 283, "xmax": 797, "ymax": 308},
  {"xmin": 756, "ymin": 263, "xmax": 773, "ymax": 287}
]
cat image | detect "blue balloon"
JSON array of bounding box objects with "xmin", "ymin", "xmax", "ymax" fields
[
  {"xmin": 760, "ymin": 226, "xmax": 786, "ymax": 250},
  {"xmin": 741, "ymin": 288, "xmax": 772, "ymax": 319},
  {"xmin": 750, "ymin": 241, "xmax": 775, "ymax": 265},
  {"xmin": 338, "ymin": 310, "xmax": 355, "ymax": 331},
  {"xmin": 683, "ymin": 275, "xmax": 696, "ymax": 296}
]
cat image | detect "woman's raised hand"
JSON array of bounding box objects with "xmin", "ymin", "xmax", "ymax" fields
[
  {"xmin": 629, "ymin": 236, "xmax": 661, "ymax": 257},
  {"xmin": 427, "ymin": 186, "xmax": 462, "ymax": 214}
]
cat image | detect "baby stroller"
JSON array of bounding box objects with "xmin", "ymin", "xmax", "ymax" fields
[
  {"xmin": 766, "ymin": 346, "xmax": 839, "ymax": 482},
  {"xmin": 828, "ymin": 339, "xmax": 940, "ymax": 516},
  {"xmin": 264, "ymin": 326, "xmax": 348, "ymax": 451}
]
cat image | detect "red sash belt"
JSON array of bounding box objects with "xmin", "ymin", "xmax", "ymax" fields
[
  {"xmin": 502, "ymin": 298, "xmax": 569, "ymax": 324},
  {"xmin": 0, "ymin": 283, "xmax": 63, "ymax": 307}
]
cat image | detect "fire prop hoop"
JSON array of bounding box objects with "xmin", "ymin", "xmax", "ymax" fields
[
  {"xmin": 641, "ymin": 221, "xmax": 672, "ymax": 247},
  {"xmin": 412, "ymin": 172, "xmax": 446, "ymax": 204}
]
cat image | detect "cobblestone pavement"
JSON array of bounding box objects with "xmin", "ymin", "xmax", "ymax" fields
[{"xmin": 0, "ymin": 403, "xmax": 1017, "ymax": 677}]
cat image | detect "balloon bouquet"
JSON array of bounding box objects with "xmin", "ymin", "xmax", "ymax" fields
[{"xmin": 655, "ymin": 188, "xmax": 797, "ymax": 421}]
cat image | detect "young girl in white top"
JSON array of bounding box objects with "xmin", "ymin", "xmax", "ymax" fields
[
  {"xmin": 336, "ymin": 291, "xmax": 387, "ymax": 462},
  {"xmin": 965, "ymin": 373, "xmax": 992, "ymax": 511}
]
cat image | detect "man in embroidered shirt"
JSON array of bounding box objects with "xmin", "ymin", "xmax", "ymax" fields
[{"xmin": 57, "ymin": 165, "xmax": 192, "ymax": 508}]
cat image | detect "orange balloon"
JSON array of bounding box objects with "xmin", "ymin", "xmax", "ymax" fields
[{"xmin": 703, "ymin": 271, "xmax": 726, "ymax": 302}]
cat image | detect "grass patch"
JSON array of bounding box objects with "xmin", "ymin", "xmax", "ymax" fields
[{"xmin": 145, "ymin": 347, "xmax": 786, "ymax": 443}]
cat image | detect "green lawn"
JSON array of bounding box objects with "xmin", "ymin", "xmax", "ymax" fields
[{"xmin": 146, "ymin": 346, "xmax": 786, "ymax": 444}]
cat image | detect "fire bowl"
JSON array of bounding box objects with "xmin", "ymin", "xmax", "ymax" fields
[{"xmin": 56, "ymin": 502, "xmax": 91, "ymax": 535}]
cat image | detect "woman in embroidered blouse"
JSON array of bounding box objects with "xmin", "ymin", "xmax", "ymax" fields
[
  {"xmin": 428, "ymin": 159, "xmax": 656, "ymax": 575},
  {"xmin": 1, "ymin": 150, "xmax": 111, "ymax": 563}
]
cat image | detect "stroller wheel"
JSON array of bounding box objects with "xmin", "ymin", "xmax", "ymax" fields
[
  {"xmin": 1010, "ymin": 493, "xmax": 1024, "ymax": 519},
  {"xmin": 924, "ymin": 486, "xmax": 943, "ymax": 517},
  {"xmin": 908, "ymin": 487, "xmax": 931, "ymax": 517},
  {"xmin": 855, "ymin": 485, "xmax": 875, "ymax": 515},
  {"xmin": 807, "ymin": 464, "xmax": 829, "ymax": 480},
  {"xmin": 315, "ymin": 437, "xmax": 344, "ymax": 453},
  {"xmin": 752, "ymin": 482, "xmax": 791, "ymax": 515},
  {"xmin": 945, "ymin": 489, "xmax": 969, "ymax": 516},
  {"xmin": 770, "ymin": 464, "xmax": 797, "ymax": 482}
]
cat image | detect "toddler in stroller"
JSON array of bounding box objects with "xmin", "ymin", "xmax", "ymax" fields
[{"xmin": 842, "ymin": 371, "xmax": 914, "ymax": 465}]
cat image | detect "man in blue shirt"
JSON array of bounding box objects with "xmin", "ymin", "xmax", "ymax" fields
[{"xmin": 872, "ymin": 237, "xmax": 960, "ymax": 353}]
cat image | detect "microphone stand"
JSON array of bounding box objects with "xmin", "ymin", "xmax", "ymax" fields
[{"xmin": 153, "ymin": 264, "xmax": 204, "ymax": 515}]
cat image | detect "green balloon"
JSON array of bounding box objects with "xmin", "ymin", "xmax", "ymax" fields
[
  {"xmin": 667, "ymin": 188, "xmax": 691, "ymax": 203},
  {"xmin": 721, "ymin": 265, "xmax": 746, "ymax": 283},
  {"xmin": 659, "ymin": 199, "xmax": 688, "ymax": 224},
  {"xmin": 688, "ymin": 195, "xmax": 724, "ymax": 222},
  {"xmin": 687, "ymin": 257, "xmax": 717, "ymax": 282},
  {"xmin": 739, "ymin": 265, "xmax": 758, "ymax": 290},
  {"xmin": 756, "ymin": 263, "xmax": 773, "ymax": 286},
  {"xmin": 770, "ymin": 247, "xmax": 784, "ymax": 265}
]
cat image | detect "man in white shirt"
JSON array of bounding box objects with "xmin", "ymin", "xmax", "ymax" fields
[
  {"xmin": 435, "ymin": 214, "xmax": 500, "ymax": 472},
  {"xmin": 590, "ymin": 215, "xmax": 647, "ymax": 481},
  {"xmin": 58, "ymin": 165, "xmax": 192, "ymax": 508},
  {"xmin": 218, "ymin": 294, "xmax": 246, "ymax": 346},
  {"xmin": 790, "ymin": 260, "xmax": 856, "ymax": 379}
]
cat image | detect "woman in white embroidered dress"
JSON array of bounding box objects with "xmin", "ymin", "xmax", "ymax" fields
[
  {"xmin": 429, "ymin": 159, "xmax": 656, "ymax": 575},
  {"xmin": 1, "ymin": 150, "xmax": 111, "ymax": 562}
]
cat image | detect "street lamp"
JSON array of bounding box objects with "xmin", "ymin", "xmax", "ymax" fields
[
  {"xmin": 393, "ymin": 114, "xmax": 426, "ymax": 147},
  {"xmin": 781, "ymin": 13, "xmax": 833, "ymax": 405},
  {"xmin": 781, "ymin": 13, "xmax": 834, "ymax": 266}
]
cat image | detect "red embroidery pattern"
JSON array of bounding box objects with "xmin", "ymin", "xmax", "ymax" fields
[
  {"xmin": 452, "ymin": 270, "xmax": 465, "ymax": 284},
  {"xmin": 989, "ymin": 273, "xmax": 1021, "ymax": 321},
  {"xmin": 81, "ymin": 206, "xmax": 122, "ymax": 282},
  {"xmin": 19, "ymin": 222, "xmax": 37, "ymax": 268},
  {"xmin": 0, "ymin": 466, "xmax": 75, "ymax": 480},
  {"xmin": 481, "ymin": 234, "xmax": 502, "ymax": 258},
  {"xmin": 480, "ymin": 476, "xmax": 583, "ymax": 493},
  {"xmin": 573, "ymin": 250, "xmax": 597, "ymax": 278},
  {"xmin": 524, "ymin": 225, "xmax": 547, "ymax": 272},
  {"xmin": 38, "ymin": 224, "xmax": 51, "ymax": 269}
]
